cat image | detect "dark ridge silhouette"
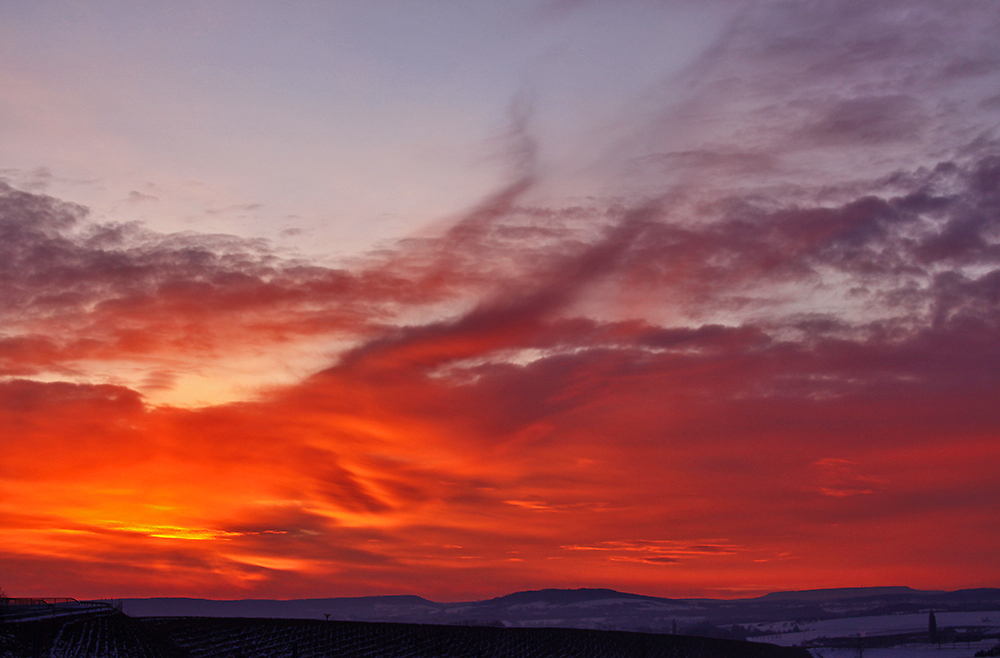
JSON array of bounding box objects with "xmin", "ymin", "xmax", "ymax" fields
[
  {"xmin": 144, "ymin": 616, "xmax": 811, "ymax": 658},
  {"xmin": 0, "ymin": 611, "xmax": 810, "ymax": 658},
  {"xmin": 117, "ymin": 586, "xmax": 1000, "ymax": 630},
  {"xmin": 0, "ymin": 611, "xmax": 187, "ymax": 658},
  {"xmin": 119, "ymin": 595, "xmax": 444, "ymax": 622},
  {"xmin": 757, "ymin": 587, "xmax": 924, "ymax": 602},
  {"xmin": 483, "ymin": 588, "xmax": 677, "ymax": 606}
]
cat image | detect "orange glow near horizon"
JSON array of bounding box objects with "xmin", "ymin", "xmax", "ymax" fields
[{"xmin": 2, "ymin": 329, "xmax": 999, "ymax": 600}]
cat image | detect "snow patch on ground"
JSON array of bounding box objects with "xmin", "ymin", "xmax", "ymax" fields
[
  {"xmin": 753, "ymin": 611, "xmax": 1000, "ymax": 645},
  {"xmin": 808, "ymin": 643, "xmax": 997, "ymax": 658}
]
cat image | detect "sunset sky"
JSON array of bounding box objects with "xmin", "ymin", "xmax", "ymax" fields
[{"xmin": 1, "ymin": 0, "xmax": 999, "ymax": 602}]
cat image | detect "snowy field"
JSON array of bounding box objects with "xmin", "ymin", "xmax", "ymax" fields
[
  {"xmin": 806, "ymin": 643, "xmax": 997, "ymax": 658},
  {"xmin": 752, "ymin": 611, "xmax": 1000, "ymax": 645}
]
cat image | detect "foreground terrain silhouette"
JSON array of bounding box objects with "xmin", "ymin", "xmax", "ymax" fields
[{"xmin": 1, "ymin": 610, "xmax": 811, "ymax": 658}]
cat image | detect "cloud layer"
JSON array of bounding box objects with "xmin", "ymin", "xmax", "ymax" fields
[{"xmin": 1, "ymin": 0, "xmax": 999, "ymax": 600}]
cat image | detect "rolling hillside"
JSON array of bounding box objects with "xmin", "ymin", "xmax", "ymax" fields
[{"xmin": 1, "ymin": 612, "xmax": 811, "ymax": 658}]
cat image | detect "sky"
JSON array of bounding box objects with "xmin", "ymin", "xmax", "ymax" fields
[{"xmin": 1, "ymin": 0, "xmax": 999, "ymax": 602}]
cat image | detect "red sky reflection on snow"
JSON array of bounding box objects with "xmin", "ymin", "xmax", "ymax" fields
[{"xmin": 2, "ymin": 1, "xmax": 1000, "ymax": 600}]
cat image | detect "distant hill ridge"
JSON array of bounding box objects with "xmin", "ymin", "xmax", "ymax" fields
[
  {"xmin": 484, "ymin": 587, "xmax": 678, "ymax": 606},
  {"xmin": 119, "ymin": 585, "xmax": 1000, "ymax": 609},
  {"xmin": 757, "ymin": 586, "xmax": 929, "ymax": 601},
  {"xmin": 114, "ymin": 585, "xmax": 1000, "ymax": 636}
]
